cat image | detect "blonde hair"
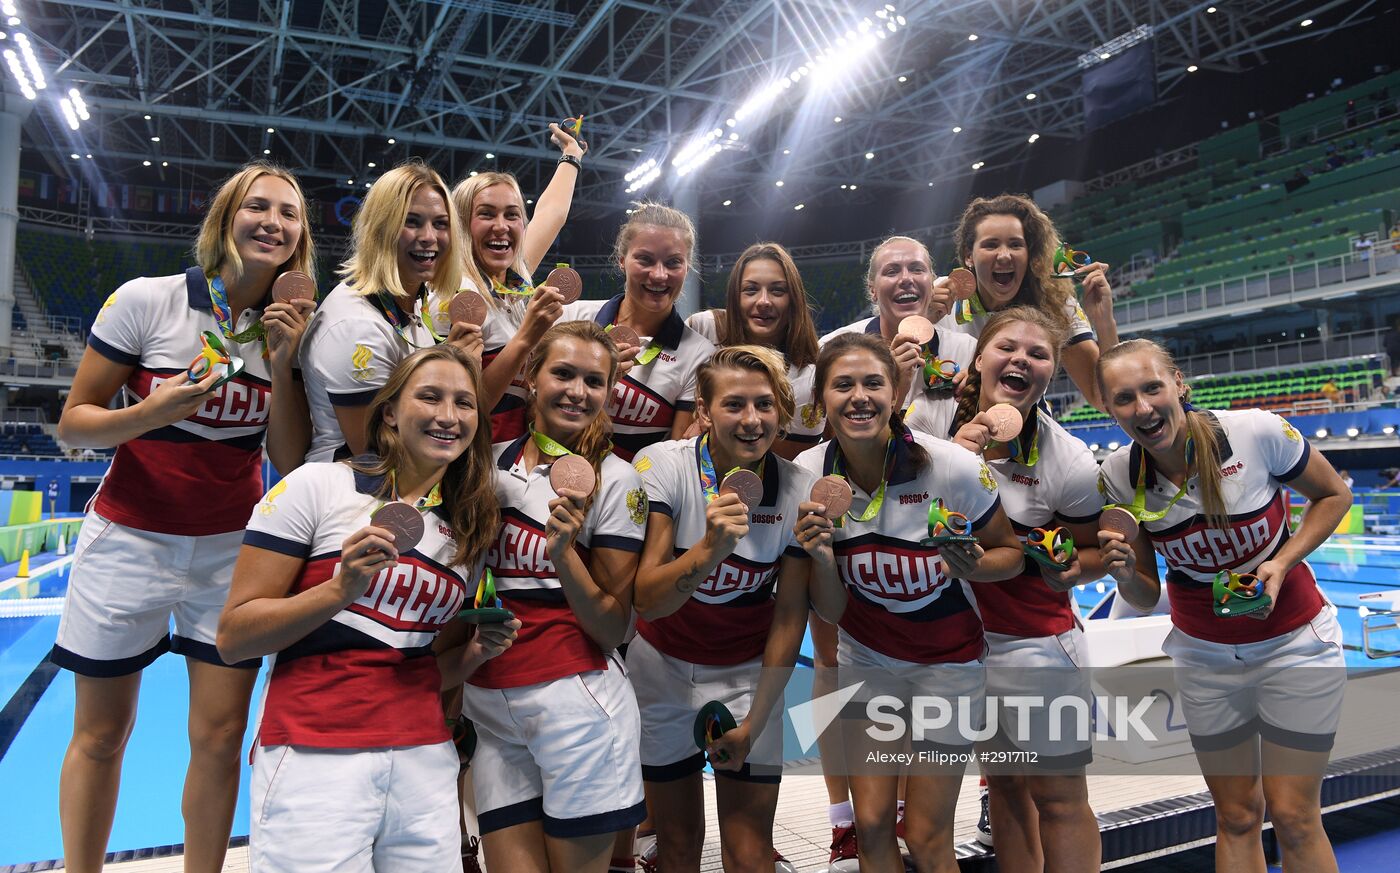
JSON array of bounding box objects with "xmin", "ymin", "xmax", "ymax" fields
[
  {"xmin": 355, "ymin": 345, "xmax": 499, "ymax": 569},
  {"xmin": 450, "ymin": 172, "xmax": 529, "ymax": 312},
  {"xmin": 864, "ymin": 235, "xmax": 932, "ymax": 299},
  {"xmin": 1095, "ymin": 339, "xmax": 1229, "ymax": 531},
  {"xmin": 953, "ymin": 194, "xmax": 1073, "ymax": 328},
  {"xmin": 340, "ymin": 160, "xmax": 463, "ymax": 304},
  {"xmin": 952, "ymin": 306, "xmax": 1069, "ymax": 433},
  {"xmin": 715, "ymin": 242, "xmax": 820, "ymax": 370},
  {"xmin": 696, "ymin": 345, "xmax": 796, "ymax": 432},
  {"xmin": 524, "ymin": 321, "xmax": 621, "ymax": 511},
  {"xmin": 195, "ymin": 162, "xmax": 315, "ymax": 283},
  {"xmin": 612, "ymin": 201, "xmax": 697, "ymax": 272}
]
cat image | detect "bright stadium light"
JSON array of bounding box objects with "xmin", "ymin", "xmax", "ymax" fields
[
  {"xmin": 1027, "ymin": 133, "xmax": 1040, "ymax": 143},
  {"xmin": 1346, "ymin": 427, "xmax": 1361, "ymax": 439},
  {"xmin": 1, "ymin": 3, "xmax": 17, "ymax": 17},
  {"xmin": 1384, "ymin": 425, "xmax": 1397, "ymax": 435},
  {"xmin": 624, "ymin": 157, "xmax": 661, "ymax": 194},
  {"xmin": 3, "ymin": 49, "xmax": 35, "ymax": 100},
  {"xmin": 1315, "ymin": 427, "xmax": 1329, "ymax": 439},
  {"xmin": 58, "ymin": 96, "xmax": 79, "ymax": 129},
  {"xmin": 68, "ymin": 88, "xmax": 89, "ymax": 120},
  {"xmin": 13, "ymin": 32, "xmax": 44, "ymax": 89}
]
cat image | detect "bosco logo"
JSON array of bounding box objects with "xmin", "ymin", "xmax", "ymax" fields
[{"xmin": 899, "ymin": 492, "xmax": 929, "ymax": 506}]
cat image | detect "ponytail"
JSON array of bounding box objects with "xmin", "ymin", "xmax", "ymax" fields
[
  {"xmin": 889, "ymin": 409, "xmax": 930, "ymax": 473},
  {"xmin": 1183, "ymin": 401, "xmax": 1230, "ymax": 531},
  {"xmin": 952, "ymin": 366, "xmax": 983, "ymax": 436}
]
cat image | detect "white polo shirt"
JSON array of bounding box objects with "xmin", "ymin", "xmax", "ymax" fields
[
  {"xmin": 820, "ymin": 315, "xmax": 977, "ymax": 419},
  {"xmin": 972, "ymin": 409, "xmax": 1101, "ymax": 638},
  {"xmin": 244, "ymin": 461, "xmax": 480, "ymax": 749},
  {"xmin": 470, "ymin": 436, "xmax": 647, "ymax": 689},
  {"xmin": 87, "ymin": 268, "xmax": 276, "ymax": 535},
  {"xmin": 794, "ymin": 431, "xmax": 1001, "ymax": 664},
  {"xmin": 562, "ymin": 296, "xmax": 715, "ymax": 460},
  {"xmin": 1098, "ymin": 408, "xmax": 1322, "ymax": 645},
  {"xmin": 632, "ymin": 437, "xmax": 814, "ymax": 665},
  {"xmin": 300, "ymin": 282, "xmax": 441, "ymax": 463}
]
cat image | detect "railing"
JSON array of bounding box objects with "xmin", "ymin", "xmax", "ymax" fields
[
  {"xmin": 0, "ymin": 357, "xmax": 79, "ymax": 381},
  {"xmin": 2, "ymin": 408, "xmax": 48, "ymax": 424},
  {"xmin": 1115, "ymin": 248, "xmax": 1400, "ymax": 330}
]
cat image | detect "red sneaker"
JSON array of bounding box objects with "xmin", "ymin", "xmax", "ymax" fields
[{"xmin": 829, "ymin": 824, "xmax": 859, "ymax": 863}]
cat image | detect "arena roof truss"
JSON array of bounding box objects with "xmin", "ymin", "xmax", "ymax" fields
[{"xmin": 6, "ymin": 0, "xmax": 1382, "ymax": 220}]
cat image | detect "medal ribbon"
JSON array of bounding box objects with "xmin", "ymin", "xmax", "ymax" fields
[
  {"xmin": 371, "ymin": 288, "xmax": 438, "ymax": 349},
  {"xmin": 1102, "ymin": 439, "xmax": 1194, "ymax": 522},
  {"xmin": 531, "ymin": 429, "xmax": 575, "ymax": 458},
  {"xmin": 207, "ymin": 274, "xmax": 266, "ymax": 346},
  {"xmin": 830, "ymin": 436, "xmax": 896, "ymax": 526},
  {"xmin": 954, "ymin": 288, "xmax": 989, "ymax": 326},
  {"xmin": 491, "ymin": 269, "xmax": 535, "ymax": 300},
  {"xmin": 388, "ymin": 471, "xmax": 443, "ymax": 510},
  {"xmin": 698, "ymin": 434, "xmax": 740, "ymax": 503}
]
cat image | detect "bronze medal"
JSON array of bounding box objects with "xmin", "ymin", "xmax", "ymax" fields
[
  {"xmin": 370, "ymin": 502, "xmax": 425, "ymax": 552},
  {"xmin": 946, "ymin": 267, "xmax": 976, "ymax": 301},
  {"xmin": 1099, "ymin": 507, "xmax": 1140, "ymax": 541},
  {"xmin": 271, "ymin": 270, "xmax": 316, "ymax": 304},
  {"xmin": 545, "ymin": 265, "xmax": 583, "ymax": 304},
  {"xmin": 898, "ymin": 315, "xmax": 935, "ymax": 345},
  {"xmin": 810, "ymin": 475, "xmax": 854, "ymax": 520},
  {"xmin": 719, "ymin": 469, "xmax": 764, "ymax": 509},
  {"xmin": 985, "ymin": 404, "xmax": 1024, "ymax": 443},
  {"xmin": 609, "ymin": 325, "xmax": 641, "ymax": 349},
  {"xmin": 449, "ymin": 290, "xmax": 489, "ymax": 326},
  {"xmin": 549, "ymin": 453, "xmax": 597, "ymax": 496}
]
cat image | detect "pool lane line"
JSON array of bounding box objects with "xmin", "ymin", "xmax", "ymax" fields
[{"xmin": 0, "ymin": 657, "xmax": 59, "ymax": 762}]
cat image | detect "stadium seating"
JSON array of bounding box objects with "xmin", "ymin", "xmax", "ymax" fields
[
  {"xmin": 1060, "ymin": 359, "xmax": 1387, "ymax": 425},
  {"xmin": 0, "ymin": 423, "xmax": 62, "ymax": 457}
]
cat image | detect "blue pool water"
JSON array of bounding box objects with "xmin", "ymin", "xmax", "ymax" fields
[{"xmin": 3, "ymin": 536, "xmax": 1399, "ymax": 867}]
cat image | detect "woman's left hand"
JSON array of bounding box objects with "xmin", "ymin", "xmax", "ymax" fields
[
  {"xmin": 940, "ymin": 538, "xmax": 985, "ymax": 579},
  {"xmin": 262, "ymin": 298, "xmax": 316, "ymax": 374},
  {"xmin": 469, "ymin": 618, "xmax": 521, "ymax": 662},
  {"xmin": 545, "ymin": 490, "xmax": 589, "ymax": 557},
  {"xmin": 446, "ymin": 321, "xmax": 485, "ymax": 364},
  {"xmin": 707, "ymin": 721, "xmax": 752, "ymax": 772},
  {"xmin": 1076, "ymin": 262, "xmax": 1114, "ymax": 321},
  {"xmin": 549, "ymin": 122, "xmax": 587, "ymax": 159},
  {"xmin": 1249, "ymin": 560, "xmax": 1288, "ymax": 621},
  {"xmin": 1041, "ymin": 552, "xmax": 1083, "ymax": 592}
]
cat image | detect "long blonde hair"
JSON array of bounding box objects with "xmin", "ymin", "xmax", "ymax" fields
[
  {"xmin": 1095, "ymin": 338, "xmax": 1229, "ymax": 531},
  {"xmin": 524, "ymin": 321, "xmax": 621, "ymax": 510},
  {"xmin": 340, "ymin": 160, "xmax": 463, "ymax": 303},
  {"xmin": 450, "ymin": 172, "xmax": 530, "ymax": 311},
  {"xmin": 356, "ymin": 345, "xmax": 499, "ymax": 569},
  {"xmin": 195, "ymin": 161, "xmax": 315, "ymax": 283}
]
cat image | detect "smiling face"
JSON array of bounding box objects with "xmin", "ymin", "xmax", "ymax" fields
[
  {"xmin": 975, "ymin": 321, "xmax": 1057, "ymax": 415},
  {"xmin": 737, "ymin": 257, "xmax": 792, "ymax": 345},
  {"xmin": 528, "ymin": 336, "xmax": 612, "ymax": 447},
  {"xmin": 1099, "ymin": 350, "xmax": 1189, "ymax": 456},
  {"xmin": 382, "ymin": 358, "xmax": 478, "ymax": 470},
  {"xmin": 469, "ymin": 183, "xmax": 525, "ymax": 281},
  {"xmin": 397, "ymin": 185, "xmax": 452, "ymax": 293},
  {"xmin": 821, "ymin": 349, "xmax": 895, "ymax": 446},
  {"xmin": 968, "ymin": 213, "xmax": 1029, "ymax": 310},
  {"xmin": 869, "ymin": 241, "xmax": 933, "ymax": 327},
  {"xmin": 229, "ymin": 175, "xmax": 304, "ymax": 275},
  {"xmin": 698, "ymin": 366, "xmax": 781, "ymax": 470},
  {"xmin": 620, "ymin": 225, "xmax": 689, "ymax": 317}
]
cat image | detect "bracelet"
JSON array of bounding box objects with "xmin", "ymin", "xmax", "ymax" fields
[{"xmin": 558, "ymin": 154, "xmax": 582, "ymax": 171}]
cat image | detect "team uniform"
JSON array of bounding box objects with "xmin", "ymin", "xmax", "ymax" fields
[
  {"xmin": 820, "ymin": 316, "xmax": 976, "ymax": 429},
  {"xmin": 972, "ymin": 409, "xmax": 1100, "ymax": 766},
  {"xmin": 300, "ymin": 282, "xmax": 440, "ymax": 463},
  {"xmin": 476, "ymin": 271, "xmax": 536, "ymax": 444},
  {"xmin": 937, "ymin": 296, "xmax": 1095, "ymax": 346},
  {"xmin": 51, "ymin": 268, "xmax": 275, "ymax": 674},
  {"xmin": 462, "ymin": 437, "xmax": 648, "ymax": 838},
  {"xmin": 686, "ymin": 309, "xmax": 824, "ymax": 446},
  {"xmin": 793, "ymin": 432, "xmax": 1000, "ymax": 751},
  {"xmin": 1098, "ymin": 408, "xmax": 1346, "ymax": 752},
  {"xmin": 562, "ymin": 296, "xmax": 715, "ymax": 460},
  {"xmin": 629, "ymin": 437, "xmax": 815, "ymax": 781},
  {"xmin": 243, "ymin": 462, "xmax": 476, "ymax": 872}
]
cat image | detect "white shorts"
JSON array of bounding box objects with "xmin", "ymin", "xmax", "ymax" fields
[
  {"xmin": 1162, "ymin": 607, "xmax": 1347, "ymax": 752},
  {"xmin": 837, "ymin": 629, "xmax": 985, "ymax": 753},
  {"xmin": 50, "ymin": 513, "xmax": 254, "ymax": 675},
  {"xmin": 625, "ymin": 633, "xmax": 784, "ymax": 783},
  {"xmin": 249, "ymin": 742, "xmax": 459, "ymax": 873},
  {"xmin": 984, "ymin": 629, "xmax": 1093, "ymax": 767},
  {"xmin": 462, "ymin": 653, "xmax": 647, "ymax": 837}
]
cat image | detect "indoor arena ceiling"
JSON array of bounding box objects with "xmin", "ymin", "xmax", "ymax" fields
[{"xmin": 8, "ymin": 0, "xmax": 1378, "ymax": 216}]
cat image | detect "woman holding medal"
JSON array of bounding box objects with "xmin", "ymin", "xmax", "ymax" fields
[
  {"xmin": 1095, "ymin": 339, "xmax": 1350, "ymax": 873},
  {"xmin": 562, "ymin": 202, "xmax": 715, "ymax": 460},
  {"xmin": 628, "ymin": 346, "xmax": 831, "ymax": 872},
  {"xmin": 685, "ymin": 243, "xmax": 824, "ymax": 458},
  {"xmin": 794, "ymin": 332, "xmax": 1022, "ymax": 873},
  {"xmin": 450, "ymin": 122, "xmax": 588, "ymax": 443},
  {"xmin": 462, "ymin": 321, "xmax": 648, "ymax": 872},
  {"xmin": 218, "ymin": 344, "xmax": 518, "ymax": 872},
  {"xmin": 51, "ymin": 162, "xmax": 317, "ymax": 873},
  {"xmin": 940, "ymin": 307, "xmax": 1104, "ymax": 873},
  {"xmin": 301, "ymin": 160, "xmax": 482, "ymax": 463},
  {"xmin": 937, "ymin": 194, "xmax": 1119, "ymax": 409}
]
